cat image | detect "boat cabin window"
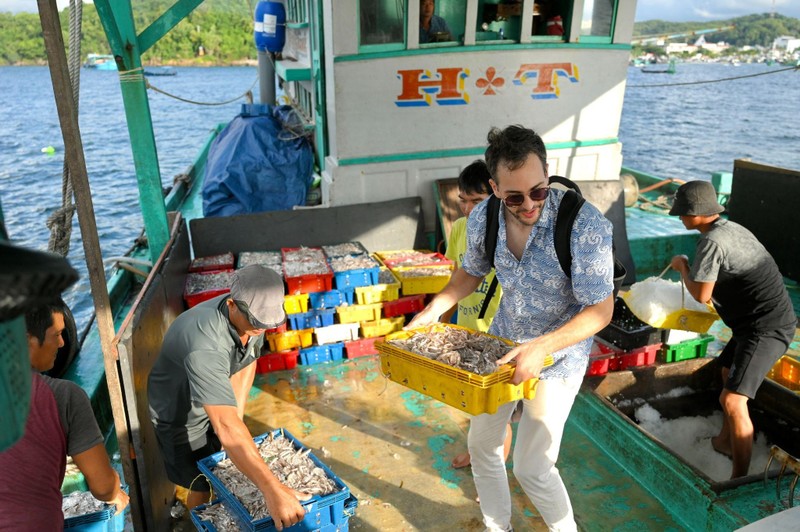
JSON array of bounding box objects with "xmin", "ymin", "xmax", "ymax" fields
[
  {"xmin": 530, "ymin": 1, "xmax": 572, "ymax": 41},
  {"xmin": 478, "ymin": 0, "xmax": 524, "ymax": 44},
  {"xmin": 579, "ymin": 0, "xmax": 617, "ymax": 42},
  {"xmin": 419, "ymin": 0, "xmax": 464, "ymax": 47},
  {"xmin": 357, "ymin": 0, "xmax": 621, "ymax": 53},
  {"xmin": 360, "ymin": 0, "xmax": 407, "ymax": 49}
]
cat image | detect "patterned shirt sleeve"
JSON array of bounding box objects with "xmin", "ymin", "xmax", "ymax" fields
[{"xmin": 569, "ymin": 203, "xmax": 615, "ymax": 305}]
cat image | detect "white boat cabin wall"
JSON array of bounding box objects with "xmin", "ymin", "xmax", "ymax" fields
[{"xmin": 278, "ymin": 0, "xmax": 637, "ymax": 230}]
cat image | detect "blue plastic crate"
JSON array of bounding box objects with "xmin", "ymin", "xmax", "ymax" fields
[
  {"xmin": 190, "ymin": 500, "xmax": 222, "ymax": 531},
  {"xmin": 308, "ymin": 289, "xmax": 355, "ymax": 309},
  {"xmin": 299, "ymin": 343, "xmax": 345, "ymax": 365},
  {"xmin": 332, "ymin": 267, "xmax": 380, "ymax": 289},
  {"xmin": 287, "ymin": 309, "xmax": 336, "ymax": 330},
  {"xmin": 197, "ymin": 429, "xmax": 353, "ymax": 532},
  {"xmin": 63, "ymin": 487, "xmax": 128, "ymax": 532}
]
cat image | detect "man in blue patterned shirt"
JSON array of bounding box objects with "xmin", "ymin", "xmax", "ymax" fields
[{"xmin": 409, "ymin": 125, "xmax": 614, "ymax": 531}]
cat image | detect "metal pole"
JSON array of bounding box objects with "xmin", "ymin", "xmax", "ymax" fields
[
  {"xmin": 36, "ymin": 1, "xmax": 143, "ymax": 530},
  {"xmin": 258, "ymin": 49, "xmax": 276, "ymax": 105}
]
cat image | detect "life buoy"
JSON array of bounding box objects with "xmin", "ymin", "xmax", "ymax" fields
[{"xmin": 45, "ymin": 298, "xmax": 79, "ymax": 378}]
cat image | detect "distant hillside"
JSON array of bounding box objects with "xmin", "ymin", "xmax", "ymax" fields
[
  {"xmin": 1, "ymin": 6, "xmax": 798, "ymax": 66},
  {"xmin": 634, "ymin": 13, "xmax": 800, "ymax": 47},
  {"xmin": 0, "ymin": 1, "xmax": 257, "ymax": 66}
]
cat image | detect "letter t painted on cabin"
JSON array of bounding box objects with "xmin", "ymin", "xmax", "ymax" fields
[
  {"xmin": 396, "ymin": 68, "xmax": 469, "ymax": 106},
  {"xmin": 513, "ymin": 63, "xmax": 579, "ymax": 99}
]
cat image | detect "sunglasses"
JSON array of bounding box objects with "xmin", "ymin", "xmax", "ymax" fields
[{"xmin": 500, "ymin": 186, "xmax": 550, "ymax": 207}]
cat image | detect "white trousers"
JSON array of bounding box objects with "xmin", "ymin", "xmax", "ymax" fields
[{"xmin": 468, "ymin": 376, "xmax": 582, "ymax": 532}]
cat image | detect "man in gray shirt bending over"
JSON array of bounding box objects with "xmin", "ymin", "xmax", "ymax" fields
[
  {"xmin": 669, "ymin": 181, "xmax": 796, "ymax": 479},
  {"xmin": 148, "ymin": 265, "xmax": 309, "ymax": 529}
]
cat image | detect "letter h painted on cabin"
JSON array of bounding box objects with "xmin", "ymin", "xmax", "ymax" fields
[
  {"xmin": 396, "ymin": 68, "xmax": 469, "ymax": 106},
  {"xmin": 513, "ymin": 63, "xmax": 579, "ymax": 99}
]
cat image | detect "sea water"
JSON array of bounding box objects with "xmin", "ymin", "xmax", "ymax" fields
[{"xmin": 1, "ymin": 63, "xmax": 799, "ymax": 328}]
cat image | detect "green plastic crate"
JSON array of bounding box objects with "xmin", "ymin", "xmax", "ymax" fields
[{"xmin": 659, "ymin": 334, "xmax": 713, "ymax": 363}]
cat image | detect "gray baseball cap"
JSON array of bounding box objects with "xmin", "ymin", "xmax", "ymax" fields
[
  {"xmin": 229, "ymin": 265, "xmax": 285, "ymax": 329},
  {"xmin": 669, "ymin": 180, "xmax": 725, "ymax": 216}
]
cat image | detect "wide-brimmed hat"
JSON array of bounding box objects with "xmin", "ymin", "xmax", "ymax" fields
[
  {"xmin": 669, "ymin": 180, "xmax": 725, "ymax": 216},
  {"xmin": 229, "ymin": 265, "xmax": 285, "ymax": 329}
]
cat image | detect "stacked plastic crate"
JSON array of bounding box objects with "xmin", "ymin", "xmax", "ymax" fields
[
  {"xmin": 590, "ymin": 297, "xmax": 663, "ymax": 375},
  {"xmin": 233, "ymin": 251, "xmax": 301, "ymax": 374},
  {"xmin": 183, "ymin": 252, "xmax": 236, "ymax": 308}
]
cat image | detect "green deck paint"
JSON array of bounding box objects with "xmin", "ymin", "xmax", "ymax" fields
[
  {"xmin": 401, "ymin": 390, "xmax": 429, "ymax": 418},
  {"xmin": 427, "ymin": 434, "xmax": 460, "ymax": 489}
]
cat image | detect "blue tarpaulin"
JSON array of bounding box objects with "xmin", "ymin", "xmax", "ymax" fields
[{"xmin": 202, "ymin": 104, "xmax": 314, "ymax": 217}]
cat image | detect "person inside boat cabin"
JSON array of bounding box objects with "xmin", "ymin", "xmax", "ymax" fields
[
  {"xmin": 0, "ymin": 302, "xmax": 129, "ymax": 530},
  {"xmin": 443, "ymin": 159, "xmax": 514, "ymax": 470},
  {"xmin": 669, "ymin": 180, "xmax": 796, "ymax": 479},
  {"xmin": 409, "ymin": 125, "xmax": 615, "ymax": 531},
  {"xmin": 419, "ymin": 0, "xmax": 452, "ymax": 43},
  {"xmin": 147, "ymin": 264, "xmax": 310, "ymax": 529}
]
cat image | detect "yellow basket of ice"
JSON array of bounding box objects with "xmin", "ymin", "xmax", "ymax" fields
[{"xmin": 621, "ymin": 277, "xmax": 719, "ymax": 333}]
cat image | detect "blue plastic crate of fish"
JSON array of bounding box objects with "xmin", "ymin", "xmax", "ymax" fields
[
  {"xmin": 308, "ymin": 288, "xmax": 355, "ymax": 309},
  {"xmin": 332, "ymin": 266, "xmax": 380, "ymax": 290},
  {"xmin": 191, "ymin": 496, "xmax": 357, "ymax": 532},
  {"xmin": 190, "ymin": 499, "xmax": 245, "ymax": 531},
  {"xmin": 287, "ymin": 309, "xmax": 336, "ymax": 330},
  {"xmin": 196, "ymin": 429, "xmax": 355, "ymax": 532},
  {"xmin": 63, "ymin": 487, "xmax": 128, "ymax": 532},
  {"xmin": 299, "ymin": 343, "xmax": 345, "ymax": 365}
]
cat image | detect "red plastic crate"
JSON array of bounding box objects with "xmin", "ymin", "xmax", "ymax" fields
[
  {"xmin": 344, "ymin": 336, "xmax": 383, "ymax": 358},
  {"xmin": 256, "ymin": 350, "xmax": 299, "ymax": 373},
  {"xmin": 382, "ymin": 295, "xmax": 426, "ymax": 317},
  {"xmin": 189, "ymin": 252, "xmax": 235, "ymax": 273},
  {"xmin": 586, "ymin": 341, "xmax": 618, "ymax": 376},
  {"xmin": 610, "ymin": 343, "xmax": 662, "ymax": 371},
  {"xmin": 183, "ymin": 271, "xmax": 234, "ymax": 308}
]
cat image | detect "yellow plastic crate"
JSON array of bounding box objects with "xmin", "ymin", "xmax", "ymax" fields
[
  {"xmin": 336, "ymin": 303, "xmax": 383, "ymax": 324},
  {"xmin": 360, "ymin": 316, "xmax": 405, "ymax": 338},
  {"xmin": 283, "ymin": 293, "xmax": 310, "ymax": 314},
  {"xmin": 266, "ymin": 328, "xmax": 313, "ymax": 352},
  {"xmin": 768, "ymin": 356, "xmax": 800, "ymax": 392},
  {"xmin": 377, "ymin": 324, "xmax": 554, "ymax": 415},
  {"xmin": 392, "ymin": 266, "xmax": 452, "ymax": 295},
  {"xmin": 354, "ymin": 269, "xmax": 400, "ymax": 304},
  {"xmin": 620, "ymin": 291, "xmax": 719, "ymax": 333}
]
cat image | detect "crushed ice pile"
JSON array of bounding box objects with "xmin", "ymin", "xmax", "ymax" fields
[{"xmin": 625, "ymin": 277, "xmax": 711, "ymax": 325}]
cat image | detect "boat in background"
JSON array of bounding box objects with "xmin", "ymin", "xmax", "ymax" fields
[
  {"xmin": 143, "ymin": 66, "xmax": 177, "ymax": 77},
  {"xmin": 4, "ymin": 1, "xmax": 799, "ymax": 530},
  {"xmin": 642, "ymin": 58, "xmax": 677, "ymax": 74},
  {"xmin": 83, "ymin": 53, "xmax": 117, "ymax": 70}
]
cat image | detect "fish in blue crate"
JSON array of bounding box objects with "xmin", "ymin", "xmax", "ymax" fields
[
  {"xmin": 197, "ymin": 429, "xmax": 355, "ymax": 531},
  {"xmin": 63, "ymin": 489, "xmax": 127, "ymax": 531}
]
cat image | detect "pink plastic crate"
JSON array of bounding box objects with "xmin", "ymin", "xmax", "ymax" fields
[{"xmin": 344, "ymin": 336, "xmax": 383, "ymax": 358}]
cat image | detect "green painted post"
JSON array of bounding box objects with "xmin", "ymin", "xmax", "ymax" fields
[{"xmin": 93, "ymin": 0, "xmax": 169, "ymax": 264}]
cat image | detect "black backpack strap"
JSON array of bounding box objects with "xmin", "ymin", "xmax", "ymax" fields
[
  {"xmin": 478, "ymin": 276, "xmax": 499, "ymax": 320},
  {"xmin": 555, "ymin": 189, "xmax": 584, "ymax": 278},
  {"xmin": 478, "ymin": 195, "xmax": 502, "ymax": 320},
  {"xmin": 484, "ymin": 195, "xmax": 501, "ymax": 268}
]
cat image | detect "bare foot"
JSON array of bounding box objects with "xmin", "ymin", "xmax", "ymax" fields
[
  {"xmin": 711, "ymin": 435, "xmax": 733, "ymax": 458},
  {"xmin": 451, "ymin": 452, "xmax": 471, "ymax": 469}
]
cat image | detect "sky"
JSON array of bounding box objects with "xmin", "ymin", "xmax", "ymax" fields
[{"xmin": 3, "ymin": 0, "xmax": 800, "ymax": 22}]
